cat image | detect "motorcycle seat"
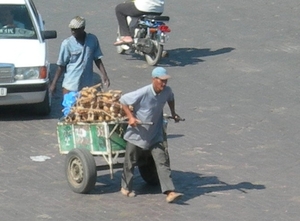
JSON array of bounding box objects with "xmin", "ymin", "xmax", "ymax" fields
[{"xmin": 142, "ymin": 15, "xmax": 170, "ymax": 22}]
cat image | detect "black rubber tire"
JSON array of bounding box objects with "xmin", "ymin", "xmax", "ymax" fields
[
  {"xmin": 138, "ymin": 155, "xmax": 159, "ymax": 185},
  {"xmin": 145, "ymin": 43, "xmax": 163, "ymax": 66},
  {"xmin": 65, "ymin": 148, "xmax": 96, "ymax": 194}
]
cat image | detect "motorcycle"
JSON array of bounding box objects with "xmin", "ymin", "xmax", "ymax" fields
[{"xmin": 116, "ymin": 14, "xmax": 171, "ymax": 66}]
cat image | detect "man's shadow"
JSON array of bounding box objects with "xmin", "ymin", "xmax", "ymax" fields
[
  {"xmin": 126, "ymin": 47, "xmax": 235, "ymax": 66},
  {"xmin": 82, "ymin": 131, "xmax": 265, "ymax": 203},
  {"xmin": 91, "ymin": 169, "xmax": 265, "ymax": 205},
  {"xmin": 170, "ymin": 171, "xmax": 265, "ymax": 204}
]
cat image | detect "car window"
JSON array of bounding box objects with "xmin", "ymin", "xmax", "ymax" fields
[{"xmin": 0, "ymin": 5, "xmax": 37, "ymax": 39}]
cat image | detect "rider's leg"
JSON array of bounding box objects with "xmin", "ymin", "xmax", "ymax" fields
[{"xmin": 115, "ymin": 1, "xmax": 142, "ymax": 43}]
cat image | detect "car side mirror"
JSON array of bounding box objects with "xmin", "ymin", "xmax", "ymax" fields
[{"xmin": 42, "ymin": 30, "xmax": 57, "ymax": 39}]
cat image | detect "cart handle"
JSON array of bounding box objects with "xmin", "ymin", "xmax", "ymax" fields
[{"xmin": 117, "ymin": 120, "xmax": 153, "ymax": 125}]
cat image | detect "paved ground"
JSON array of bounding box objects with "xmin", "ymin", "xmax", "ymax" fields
[{"xmin": 0, "ymin": 0, "xmax": 300, "ymax": 220}]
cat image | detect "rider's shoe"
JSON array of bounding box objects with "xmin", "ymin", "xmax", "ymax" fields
[{"xmin": 114, "ymin": 36, "xmax": 133, "ymax": 46}]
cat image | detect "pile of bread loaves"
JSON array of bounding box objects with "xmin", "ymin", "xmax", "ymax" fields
[{"xmin": 64, "ymin": 84, "xmax": 128, "ymax": 123}]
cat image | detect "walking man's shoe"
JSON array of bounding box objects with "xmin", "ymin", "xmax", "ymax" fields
[
  {"xmin": 166, "ymin": 191, "xmax": 183, "ymax": 203},
  {"xmin": 121, "ymin": 188, "xmax": 136, "ymax": 197}
]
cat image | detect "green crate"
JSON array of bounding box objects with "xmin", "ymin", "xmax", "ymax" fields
[{"xmin": 57, "ymin": 121, "xmax": 127, "ymax": 154}]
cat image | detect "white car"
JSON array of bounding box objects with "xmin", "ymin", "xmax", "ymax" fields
[{"xmin": 0, "ymin": 0, "xmax": 56, "ymax": 115}]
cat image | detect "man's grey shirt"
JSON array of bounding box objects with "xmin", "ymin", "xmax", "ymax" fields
[{"xmin": 120, "ymin": 84, "xmax": 174, "ymax": 149}]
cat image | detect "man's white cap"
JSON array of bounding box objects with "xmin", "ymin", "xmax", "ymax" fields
[{"xmin": 69, "ymin": 16, "xmax": 85, "ymax": 29}]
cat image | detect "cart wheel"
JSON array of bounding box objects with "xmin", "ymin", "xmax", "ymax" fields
[
  {"xmin": 65, "ymin": 148, "xmax": 96, "ymax": 194},
  {"xmin": 138, "ymin": 155, "xmax": 159, "ymax": 185}
]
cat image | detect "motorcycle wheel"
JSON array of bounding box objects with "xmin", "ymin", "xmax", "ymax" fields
[{"xmin": 145, "ymin": 43, "xmax": 163, "ymax": 66}]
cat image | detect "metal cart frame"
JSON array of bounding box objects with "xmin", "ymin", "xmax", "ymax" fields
[{"xmin": 57, "ymin": 120, "xmax": 159, "ymax": 193}]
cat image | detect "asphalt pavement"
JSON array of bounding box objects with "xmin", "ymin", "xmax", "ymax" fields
[{"xmin": 0, "ymin": 0, "xmax": 300, "ymax": 220}]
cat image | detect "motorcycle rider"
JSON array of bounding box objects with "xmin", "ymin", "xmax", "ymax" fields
[{"xmin": 114, "ymin": 0, "xmax": 164, "ymax": 46}]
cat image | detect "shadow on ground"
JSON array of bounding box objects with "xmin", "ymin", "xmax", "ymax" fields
[
  {"xmin": 122, "ymin": 47, "xmax": 235, "ymax": 66},
  {"xmin": 91, "ymin": 168, "xmax": 265, "ymax": 205}
]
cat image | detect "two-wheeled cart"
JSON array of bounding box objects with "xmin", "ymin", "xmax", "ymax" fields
[{"xmin": 57, "ymin": 120, "xmax": 159, "ymax": 194}]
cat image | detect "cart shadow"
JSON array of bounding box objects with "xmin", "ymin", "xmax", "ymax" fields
[
  {"xmin": 92, "ymin": 170, "xmax": 124, "ymax": 194},
  {"xmin": 92, "ymin": 169, "xmax": 161, "ymax": 195},
  {"xmin": 92, "ymin": 169, "xmax": 265, "ymax": 205}
]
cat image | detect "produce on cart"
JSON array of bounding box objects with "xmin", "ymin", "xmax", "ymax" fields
[{"xmin": 63, "ymin": 84, "xmax": 127, "ymax": 123}]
